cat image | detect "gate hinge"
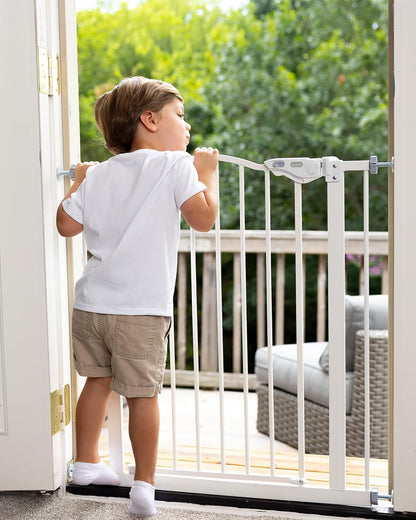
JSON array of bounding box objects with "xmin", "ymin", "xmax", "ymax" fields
[
  {"xmin": 37, "ymin": 46, "xmax": 60, "ymax": 96},
  {"xmin": 50, "ymin": 384, "xmax": 70, "ymax": 436}
]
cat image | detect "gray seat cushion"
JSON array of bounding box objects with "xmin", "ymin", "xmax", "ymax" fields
[
  {"xmin": 255, "ymin": 342, "xmax": 355, "ymax": 413},
  {"xmin": 319, "ymin": 294, "xmax": 388, "ymax": 373}
]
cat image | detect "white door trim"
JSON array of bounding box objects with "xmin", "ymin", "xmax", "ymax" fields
[{"xmin": 393, "ymin": 0, "xmax": 416, "ymax": 513}]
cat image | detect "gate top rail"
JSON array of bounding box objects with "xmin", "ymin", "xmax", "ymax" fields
[
  {"xmin": 216, "ymin": 154, "xmax": 392, "ymax": 184},
  {"xmin": 218, "ymin": 153, "xmax": 268, "ymax": 172}
]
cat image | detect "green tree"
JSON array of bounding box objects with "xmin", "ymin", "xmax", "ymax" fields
[
  {"xmin": 77, "ymin": 0, "xmax": 225, "ymax": 161},
  {"xmin": 76, "ymin": 0, "xmax": 389, "ymax": 348},
  {"xmin": 197, "ymin": 0, "xmax": 388, "ymax": 231}
]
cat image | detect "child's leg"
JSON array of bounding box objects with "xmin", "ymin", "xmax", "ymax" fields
[
  {"xmin": 72, "ymin": 376, "xmax": 120, "ymax": 486},
  {"xmin": 127, "ymin": 395, "xmax": 159, "ymax": 484},
  {"xmin": 76, "ymin": 376, "xmax": 113, "ymax": 462},
  {"xmin": 127, "ymin": 395, "xmax": 159, "ymax": 515}
]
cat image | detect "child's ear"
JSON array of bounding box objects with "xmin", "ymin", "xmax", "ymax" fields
[{"xmin": 140, "ymin": 111, "xmax": 158, "ymax": 132}]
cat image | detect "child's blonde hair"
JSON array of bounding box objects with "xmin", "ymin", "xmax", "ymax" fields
[{"xmin": 94, "ymin": 76, "xmax": 183, "ymax": 155}]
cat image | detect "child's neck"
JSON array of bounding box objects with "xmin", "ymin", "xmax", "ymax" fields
[{"xmin": 130, "ymin": 133, "xmax": 163, "ymax": 152}]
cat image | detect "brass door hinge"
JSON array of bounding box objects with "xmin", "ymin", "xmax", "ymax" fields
[
  {"xmin": 50, "ymin": 384, "xmax": 71, "ymax": 436},
  {"xmin": 37, "ymin": 46, "xmax": 60, "ymax": 96}
]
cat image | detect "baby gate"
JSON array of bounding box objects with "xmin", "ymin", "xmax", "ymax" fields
[{"xmin": 98, "ymin": 153, "xmax": 390, "ymax": 509}]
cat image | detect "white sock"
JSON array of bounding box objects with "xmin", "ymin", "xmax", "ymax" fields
[
  {"xmin": 72, "ymin": 461, "xmax": 120, "ymax": 486},
  {"xmin": 129, "ymin": 480, "xmax": 157, "ymax": 517}
]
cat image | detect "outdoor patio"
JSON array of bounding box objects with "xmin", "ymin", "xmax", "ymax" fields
[{"xmin": 98, "ymin": 387, "xmax": 388, "ymax": 495}]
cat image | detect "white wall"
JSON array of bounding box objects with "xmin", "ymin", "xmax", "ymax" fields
[{"xmin": 393, "ymin": 0, "xmax": 416, "ymax": 513}]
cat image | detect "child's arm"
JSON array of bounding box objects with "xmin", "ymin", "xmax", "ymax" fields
[
  {"xmin": 56, "ymin": 161, "xmax": 97, "ymax": 237},
  {"xmin": 180, "ymin": 147, "xmax": 219, "ymax": 232}
]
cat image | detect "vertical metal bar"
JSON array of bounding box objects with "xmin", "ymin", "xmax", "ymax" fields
[
  {"xmin": 107, "ymin": 393, "xmax": 125, "ymax": 474},
  {"xmin": 214, "ymin": 162, "xmax": 226, "ymax": 473},
  {"xmin": 294, "ymin": 183, "xmax": 306, "ymax": 481},
  {"xmin": 239, "ymin": 164, "xmax": 250, "ymax": 473},
  {"xmin": 265, "ymin": 169, "xmax": 275, "ymax": 476},
  {"xmin": 363, "ymin": 169, "xmax": 371, "ymax": 490},
  {"xmin": 190, "ymin": 228, "xmax": 201, "ymax": 471},
  {"xmin": 327, "ymin": 170, "xmax": 346, "ymax": 490},
  {"xmin": 168, "ymin": 324, "xmax": 178, "ymax": 470}
]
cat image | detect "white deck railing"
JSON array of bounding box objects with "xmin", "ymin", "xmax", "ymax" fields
[
  {"xmin": 173, "ymin": 228, "xmax": 387, "ymax": 383},
  {"xmin": 105, "ymin": 154, "xmax": 387, "ymax": 508}
]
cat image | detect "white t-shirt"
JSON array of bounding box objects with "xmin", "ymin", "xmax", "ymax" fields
[{"xmin": 62, "ymin": 149, "xmax": 206, "ymax": 316}]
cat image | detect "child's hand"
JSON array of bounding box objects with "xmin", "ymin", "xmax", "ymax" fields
[
  {"xmin": 181, "ymin": 147, "xmax": 219, "ymax": 232},
  {"xmin": 193, "ymin": 147, "xmax": 218, "ymax": 175},
  {"xmin": 74, "ymin": 161, "xmax": 98, "ymax": 184}
]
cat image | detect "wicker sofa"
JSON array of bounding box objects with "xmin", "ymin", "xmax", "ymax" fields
[{"xmin": 255, "ymin": 295, "xmax": 388, "ymax": 458}]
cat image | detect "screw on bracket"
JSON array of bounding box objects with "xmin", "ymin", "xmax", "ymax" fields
[
  {"xmin": 290, "ymin": 477, "xmax": 307, "ymax": 486},
  {"xmin": 369, "ymin": 155, "xmax": 394, "ymax": 174}
]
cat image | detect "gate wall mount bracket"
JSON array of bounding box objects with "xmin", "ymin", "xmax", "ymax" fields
[{"xmin": 369, "ymin": 155, "xmax": 394, "ymax": 174}]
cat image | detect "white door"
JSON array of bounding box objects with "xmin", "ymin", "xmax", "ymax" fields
[
  {"xmin": 393, "ymin": 0, "xmax": 416, "ymax": 514},
  {"xmin": 0, "ymin": 0, "xmax": 79, "ymax": 491}
]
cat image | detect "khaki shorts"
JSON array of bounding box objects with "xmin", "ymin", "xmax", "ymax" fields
[{"xmin": 72, "ymin": 309, "xmax": 171, "ymax": 398}]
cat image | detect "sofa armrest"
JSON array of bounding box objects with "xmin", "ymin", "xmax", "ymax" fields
[{"xmin": 350, "ymin": 329, "xmax": 388, "ymax": 423}]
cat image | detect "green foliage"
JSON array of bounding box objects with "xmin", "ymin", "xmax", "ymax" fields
[
  {"xmin": 77, "ymin": 0, "xmax": 389, "ymax": 346},
  {"xmin": 196, "ymin": 0, "xmax": 389, "ymax": 231},
  {"xmin": 77, "ymin": 0, "xmax": 225, "ymax": 161}
]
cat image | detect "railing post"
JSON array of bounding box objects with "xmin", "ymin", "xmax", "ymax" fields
[
  {"xmin": 275, "ymin": 253, "xmax": 285, "ymax": 345},
  {"xmin": 201, "ymin": 252, "xmax": 218, "ymax": 371},
  {"xmin": 256, "ymin": 253, "xmax": 265, "ymax": 349},
  {"xmin": 177, "ymin": 252, "xmax": 187, "ymax": 370},
  {"xmin": 382, "ymin": 256, "xmax": 388, "ymax": 294},
  {"xmin": 317, "ymin": 254, "xmax": 327, "ymax": 342},
  {"xmin": 233, "ymin": 252, "xmax": 242, "ymax": 372}
]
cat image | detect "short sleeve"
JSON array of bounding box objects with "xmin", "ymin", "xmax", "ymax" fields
[
  {"xmin": 62, "ymin": 179, "xmax": 86, "ymax": 224},
  {"xmin": 168, "ymin": 156, "xmax": 207, "ymax": 209}
]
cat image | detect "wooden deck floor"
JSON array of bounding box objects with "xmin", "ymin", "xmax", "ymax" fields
[{"xmin": 100, "ymin": 387, "xmax": 388, "ymax": 495}]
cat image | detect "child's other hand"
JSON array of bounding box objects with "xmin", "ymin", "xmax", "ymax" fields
[
  {"xmin": 193, "ymin": 147, "xmax": 218, "ymax": 175},
  {"xmin": 74, "ymin": 161, "xmax": 99, "ymax": 184}
]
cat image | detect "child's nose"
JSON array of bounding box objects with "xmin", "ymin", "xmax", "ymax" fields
[{"xmin": 185, "ymin": 121, "xmax": 191, "ymax": 130}]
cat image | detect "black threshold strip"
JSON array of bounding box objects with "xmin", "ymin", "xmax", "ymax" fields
[{"xmin": 66, "ymin": 483, "xmax": 416, "ymax": 519}]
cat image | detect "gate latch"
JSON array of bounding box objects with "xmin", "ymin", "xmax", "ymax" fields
[
  {"xmin": 264, "ymin": 157, "xmax": 322, "ymax": 184},
  {"xmin": 265, "ymin": 155, "xmax": 394, "ymax": 182}
]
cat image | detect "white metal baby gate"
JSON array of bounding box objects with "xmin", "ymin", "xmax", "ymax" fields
[{"xmin": 102, "ymin": 153, "xmax": 389, "ymax": 508}]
